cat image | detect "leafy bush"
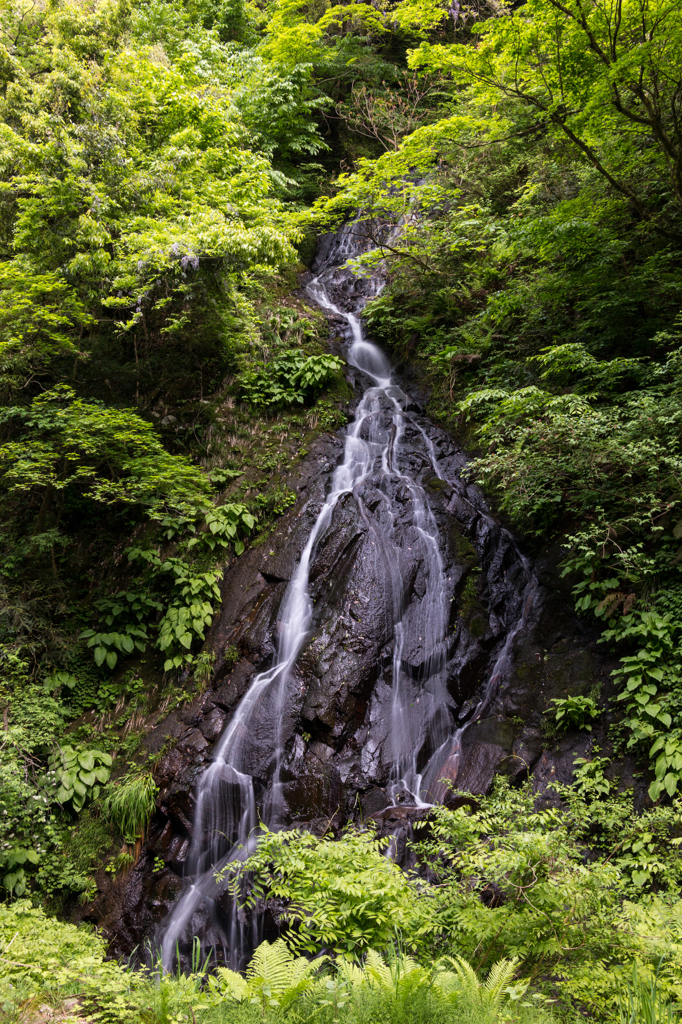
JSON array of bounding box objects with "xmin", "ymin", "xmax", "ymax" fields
[
  {"xmin": 0, "ymin": 385, "xmax": 213, "ymax": 521},
  {"xmin": 226, "ymin": 826, "xmax": 427, "ymax": 955},
  {"xmin": 43, "ymin": 746, "xmax": 112, "ymax": 813},
  {"xmin": 0, "ymin": 901, "xmax": 137, "ymax": 1021},
  {"xmin": 78, "ymin": 593, "xmax": 163, "ymax": 670},
  {"xmin": 546, "ymin": 695, "xmax": 601, "ymax": 733},
  {"xmin": 239, "ymin": 351, "xmax": 344, "ymax": 408},
  {"xmin": 0, "ymin": 847, "xmax": 39, "ymax": 898}
]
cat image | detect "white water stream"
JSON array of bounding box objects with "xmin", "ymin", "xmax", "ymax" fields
[{"xmin": 158, "ymin": 224, "xmax": 537, "ymax": 970}]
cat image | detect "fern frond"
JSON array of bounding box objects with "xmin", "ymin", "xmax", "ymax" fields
[
  {"xmin": 364, "ymin": 949, "xmax": 393, "ymax": 989},
  {"xmin": 446, "ymin": 955, "xmax": 481, "ymax": 998},
  {"xmin": 337, "ymin": 959, "xmax": 365, "ymax": 989},
  {"xmin": 433, "ymin": 969, "xmax": 460, "ymax": 997},
  {"xmin": 212, "ymin": 966, "xmax": 248, "ymax": 1002},
  {"xmin": 247, "ymin": 938, "xmax": 296, "ymax": 993},
  {"xmin": 245, "ymin": 938, "xmax": 324, "ymax": 1004},
  {"xmin": 482, "ymin": 958, "xmax": 518, "ymax": 1008}
]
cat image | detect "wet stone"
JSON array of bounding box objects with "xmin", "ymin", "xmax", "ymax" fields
[{"xmin": 199, "ymin": 708, "xmax": 225, "ymax": 741}]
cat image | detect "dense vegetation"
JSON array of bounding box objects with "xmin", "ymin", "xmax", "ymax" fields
[{"xmin": 2, "ymin": 0, "xmax": 682, "ymax": 1019}]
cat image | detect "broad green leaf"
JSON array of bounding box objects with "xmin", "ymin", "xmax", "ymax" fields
[{"xmin": 665, "ymin": 773, "xmax": 679, "ymax": 797}]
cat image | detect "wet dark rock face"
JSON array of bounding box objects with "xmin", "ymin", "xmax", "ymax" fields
[
  {"xmin": 88, "ymin": 238, "xmax": 618, "ymax": 960},
  {"xmin": 90, "ymin": 408, "xmax": 614, "ymax": 960}
]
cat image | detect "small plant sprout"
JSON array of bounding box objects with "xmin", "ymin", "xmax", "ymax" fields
[{"xmin": 547, "ymin": 695, "xmax": 601, "ymax": 732}]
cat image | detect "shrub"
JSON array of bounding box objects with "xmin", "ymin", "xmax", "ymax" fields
[
  {"xmin": 225, "ymin": 826, "xmax": 428, "ymax": 955},
  {"xmin": 546, "ymin": 695, "xmax": 601, "ymax": 733}
]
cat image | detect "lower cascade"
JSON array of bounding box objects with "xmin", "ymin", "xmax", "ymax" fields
[{"xmin": 157, "ymin": 225, "xmax": 538, "ymax": 972}]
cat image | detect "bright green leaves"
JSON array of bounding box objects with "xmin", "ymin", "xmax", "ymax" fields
[
  {"xmin": 43, "ymin": 745, "xmax": 112, "ymax": 813},
  {"xmin": 189, "ymin": 504, "xmax": 256, "ymax": 554},
  {"xmin": 0, "ymin": 259, "xmax": 93, "ymax": 395},
  {"xmin": 649, "ymin": 734, "xmax": 682, "ymax": 802},
  {"xmin": 125, "ymin": 524, "xmax": 253, "ymax": 672},
  {"xmin": 0, "ymin": 384, "xmax": 212, "ymax": 518},
  {"xmin": 0, "ymin": 35, "xmax": 299, "ymax": 357},
  {"xmin": 79, "ymin": 626, "xmax": 149, "ymax": 670},
  {"xmin": 530, "ymin": 344, "xmax": 645, "ymax": 395},
  {"xmin": 572, "ymin": 755, "xmax": 611, "ymax": 800},
  {"xmin": 45, "ymin": 670, "xmax": 78, "ymax": 693},
  {"xmin": 208, "ymin": 939, "xmax": 325, "ymax": 1011},
  {"xmin": 409, "ymin": 0, "xmax": 682, "ymax": 225},
  {"xmin": 458, "ymin": 385, "xmax": 593, "ymax": 440},
  {"xmin": 546, "ymin": 695, "xmax": 601, "ymax": 733},
  {"xmin": 616, "ymin": 832, "xmax": 669, "ymax": 888},
  {"xmin": 412, "ymin": 775, "xmax": 625, "ymax": 967},
  {"xmin": 93, "ymin": 592, "xmax": 164, "ymax": 627},
  {"xmin": 158, "ymin": 600, "xmax": 214, "ymax": 657},
  {"xmin": 156, "ymin": 564, "xmax": 223, "ymax": 670},
  {"xmin": 238, "ymin": 351, "xmax": 344, "ymax": 408},
  {"xmin": 224, "ymin": 826, "xmax": 425, "ymax": 956},
  {"xmin": 606, "ymin": 612, "xmax": 682, "ymax": 795},
  {"xmin": 0, "ymin": 847, "xmax": 40, "ymax": 897},
  {"xmin": 78, "ymin": 591, "xmax": 164, "ymax": 669},
  {"xmin": 565, "ymin": 534, "xmax": 682, "ymax": 802}
]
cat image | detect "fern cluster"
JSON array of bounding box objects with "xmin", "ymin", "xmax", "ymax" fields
[{"xmin": 204, "ymin": 940, "xmax": 531, "ymax": 1023}]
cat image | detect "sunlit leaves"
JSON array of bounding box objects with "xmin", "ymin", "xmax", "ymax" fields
[{"xmin": 0, "ymin": 384, "xmax": 212, "ymax": 514}]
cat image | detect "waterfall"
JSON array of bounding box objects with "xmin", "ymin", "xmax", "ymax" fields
[{"xmin": 157, "ymin": 222, "xmax": 537, "ymax": 971}]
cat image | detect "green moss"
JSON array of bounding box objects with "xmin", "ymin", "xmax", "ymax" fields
[{"xmin": 458, "ymin": 568, "xmax": 488, "ymax": 637}]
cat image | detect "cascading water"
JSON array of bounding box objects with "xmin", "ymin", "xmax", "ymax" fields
[{"xmin": 157, "ymin": 221, "xmax": 538, "ymax": 971}]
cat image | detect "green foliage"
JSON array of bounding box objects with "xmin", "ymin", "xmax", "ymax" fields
[
  {"xmin": 409, "ymin": 0, "xmax": 682, "ymax": 230},
  {"xmin": 562, "ymin": 528, "xmax": 682, "ymax": 800},
  {"xmin": 79, "ymin": 626, "xmax": 149, "ymax": 671},
  {"xmin": 438, "ymin": 956, "xmax": 527, "ymax": 1010},
  {"xmin": 547, "ymin": 695, "xmax": 601, "ymax": 733},
  {"xmin": 0, "ymin": 847, "xmax": 39, "ymax": 898},
  {"xmin": 208, "ymin": 938, "xmax": 325, "ymax": 1011},
  {"xmin": 119, "ymin": 503, "xmax": 256, "ymax": 672},
  {"xmin": 225, "ymin": 826, "xmax": 426, "ymax": 956},
  {"xmin": 43, "ymin": 745, "xmax": 112, "ymax": 813},
  {"xmin": 0, "ymin": 385, "xmax": 213, "ymax": 516},
  {"xmin": 0, "ymin": 906, "xmax": 555, "ymax": 1024},
  {"xmin": 239, "ymin": 351, "xmax": 344, "ymax": 409},
  {"xmin": 572, "ymin": 754, "xmax": 611, "ymax": 799},
  {"xmin": 0, "ymin": 260, "xmax": 93, "ymax": 394},
  {"xmin": 615, "ymin": 963, "xmax": 678, "ymax": 1024},
  {"xmin": 412, "ymin": 777, "xmax": 627, "ymax": 972},
  {"xmin": 102, "ymin": 770, "xmax": 158, "ymax": 843},
  {"xmin": 194, "ymin": 505, "xmax": 257, "ymax": 556}
]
